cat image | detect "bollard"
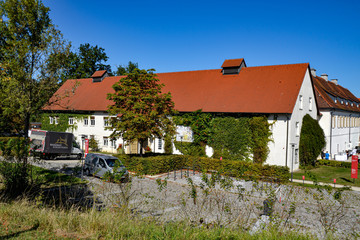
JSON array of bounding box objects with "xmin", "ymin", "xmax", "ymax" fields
[
  {"xmin": 174, "ymin": 169, "xmax": 176, "ymax": 180},
  {"xmin": 302, "ymin": 175, "xmax": 305, "ymax": 186},
  {"xmin": 187, "ymin": 167, "xmax": 189, "ymax": 177},
  {"xmin": 334, "ymin": 178, "xmax": 336, "ymax": 188}
]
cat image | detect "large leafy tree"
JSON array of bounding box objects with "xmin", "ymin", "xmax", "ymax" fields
[
  {"xmin": 107, "ymin": 69, "xmax": 176, "ymax": 155},
  {"xmin": 115, "ymin": 61, "xmax": 138, "ymax": 76},
  {"xmin": 0, "ymin": 0, "xmax": 70, "ymax": 136},
  {"xmin": 57, "ymin": 43, "xmax": 112, "ymax": 84}
]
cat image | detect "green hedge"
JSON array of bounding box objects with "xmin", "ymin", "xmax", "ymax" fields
[
  {"xmin": 317, "ymin": 159, "xmax": 359, "ymax": 169},
  {"xmin": 0, "ymin": 137, "xmax": 27, "ymax": 156},
  {"xmin": 115, "ymin": 154, "xmax": 290, "ymax": 183}
]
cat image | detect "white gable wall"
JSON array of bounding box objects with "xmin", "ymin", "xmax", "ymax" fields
[{"xmin": 266, "ymin": 68, "xmax": 317, "ymax": 170}]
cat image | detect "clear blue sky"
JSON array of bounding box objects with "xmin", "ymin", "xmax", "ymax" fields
[{"xmin": 45, "ymin": 0, "xmax": 360, "ymax": 97}]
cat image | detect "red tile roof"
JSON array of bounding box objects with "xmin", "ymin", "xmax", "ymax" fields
[
  {"xmin": 44, "ymin": 62, "xmax": 310, "ymax": 114},
  {"xmin": 91, "ymin": 70, "xmax": 107, "ymax": 78},
  {"xmin": 221, "ymin": 58, "xmax": 245, "ymax": 68},
  {"xmin": 313, "ymin": 76, "xmax": 360, "ymax": 112}
]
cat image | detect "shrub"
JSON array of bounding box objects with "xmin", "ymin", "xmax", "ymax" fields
[
  {"xmin": 0, "ymin": 137, "xmax": 32, "ymax": 199},
  {"xmin": 115, "ymin": 154, "xmax": 290, "ymax": 183},
  {"xmin": 89, "ymin": 136, "xmax": 100, "ymax": 151},
  {"xmin": 299, "ymin": 114, "xmax": 326, "ymax": 166},
  {"xmin": 173, "ymin": 141, "xmax": 205, "ymax": 156}
]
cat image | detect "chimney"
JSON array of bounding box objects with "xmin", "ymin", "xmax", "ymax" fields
[
  {"xmin": 331, "ymin": 79, "xmax": 338, "ymax": 85},
  {"xmin": 310, "ymin": 68, "xmax": 316, "ymax": 77},
  {"xmin": 221, "ymin": 58, "xmax": 246, "ymax": 75},
  {"xmin": 321, "ymin": 74, "xmax": 328, "ymax": 81}
]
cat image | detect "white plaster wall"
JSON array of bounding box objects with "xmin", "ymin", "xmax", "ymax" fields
[
  {"xmin": 327, "ymin": 111, "xmax": 360, "ymax": 158},
  {"xmin": 287, "ymin": 68, "xmax": 318, "ymax": 171},
  {"xmin": 266, "ymin": 114, "xmax": 288, "ymax": 167},
  {"xmin": 318, "ymin": 111, "xmax": 331, "ymax": 154}
]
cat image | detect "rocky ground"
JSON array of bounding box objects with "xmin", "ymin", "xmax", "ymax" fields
[{"xmin": 33, "ymin": 158, "xmax": 360, "ymax": 239}]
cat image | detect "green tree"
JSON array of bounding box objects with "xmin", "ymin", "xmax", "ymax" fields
[
  {"xmin": 299, "ymin": 114, "xmax": 326, "ymax": 166},
  {"xmin": 0, "ymin": 0, "xmax": 70, "ymax": 136},
  {"xmin": 107, "ymin": 68, "xmax": 176, "ymax": 156},
  {"xmin": 57, "ymin": 43, "xmax": 112, "ymax": 84},
  {"xmin": 115, "ymin": 61, "xmax": 138, "ymax": 76}
]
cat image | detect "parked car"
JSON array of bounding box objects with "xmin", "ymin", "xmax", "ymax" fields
[{"xmin": 83, "ymin": 153, "xmax": 128, "ymax": 181}]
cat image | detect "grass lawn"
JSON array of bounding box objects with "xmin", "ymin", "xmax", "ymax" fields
[{"xmin": 292, "ymin": 166, "xmax": 360, "ymax": 187}]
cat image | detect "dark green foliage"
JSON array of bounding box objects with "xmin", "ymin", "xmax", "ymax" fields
[
  {"xmin": 115, "ymin": 61, "xmax": 139, "ymax": 76},
  {"xmin": 173, "ymin": 110, "xmax": 212, "ymax": 145},
  {"xmin": 115, "ymin": 154, "xmax": 290, "ymax": 183},
  {"xmin": 58, "ymin": 43, "xmax": 112, "ymax": 83},
  {"xmin": 89, "ymin": 136, "xmax": 99, "ymax": 152},
  {"xmin": 317, "ymin": 159, "xmax": 360, "ymax": 169},
  {"xmin": 299, "ymin": 114, "xmax": 326, "ymax": 166},
  {"xmin": 164, "ymin": 134, "xmax": 173, "ymax": 154},
  {"xmin": 209, "ymin": 117, "xmax": 252, "ymax": 161},
  {"xmin": 0, "ymin": 138, "xmax": 31, "ymax": 199},
  {"xmin": 173, "ymin": 141, "xmax": 206, "ymax": 156},
  {"xmin": 249, "ymin": 116, "xmax": 273, "ymax": 164}
]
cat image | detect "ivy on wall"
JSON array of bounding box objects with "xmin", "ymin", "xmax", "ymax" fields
[
  {"xmin": 173, "ymin": 111, "xmax": 273, "ymax": 164},
  {"xmin": 173, "ymin": 110, "xmax": 212, "ymax": 145},
  {"xmin": 208, "ymin": 117, "xmax": 252, "ymax": 161},
  {"xmin": 39, "ymin": 113, "xmax": 87, "ymax": 132}
]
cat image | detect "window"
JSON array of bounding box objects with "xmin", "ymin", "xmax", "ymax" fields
[
  {"xmin": 69, "ymin": 117, "xmax": 74, "ymax": 125},
  {"xmin": 299, "ymin": 95, "xmax": 303, "ymax": 110},
  {"xmin": 104, "ymin": 117, "xmax": 109, "ymax": 127},
  {"xmin": 54, "ymin": 117, "xmax": 58, "ymax": 125},
  {"xmin": 309, "ymin": 97, "xmax": 313, "ymax": 111},
  {"xmin": 296, "ymin": 122, "xmax": 300, "ymax": 136},
  {"xmin": 103, "ymin": 137, "xmax": 108, "ymax": 146},
  {"xmin": 99, "ymin": 158, "xmax": 106, "ymax": 168},
  {"xmin": 332, "ymin": 116, "xmax": 336, "ymax": 129},
  {"xmin": 49, "ymin": 116, "xmax": 53, "ymax": 124},
  {"xmin": 295, "ymin": 149, "xmax": 299, "ymax": 164},
  {"xmin": 338, "ymin": 116, "xmax": 341, "ymax": 128},
  {"xmin": 90, "ymin": 116, "xmax": 95, "ymax": 126},
  {"xmin": 84, "ymin": 117, "xmax": 88, "ymax": 126},
  {"xmin": 111, "ymin": 140, "xmax": 116, "ymax": 148},
  {"xmin": 158, "ymin": 138, "xmax": 162, "ymax": 150}
]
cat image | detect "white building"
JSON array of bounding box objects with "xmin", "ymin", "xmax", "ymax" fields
[
  {"xmin": 312, "ymin": 70, "xmax": 360, "ymax": 160},
  {"xmin": 44, "ymin": 58, "xmax": 319, "ymax": 170}
]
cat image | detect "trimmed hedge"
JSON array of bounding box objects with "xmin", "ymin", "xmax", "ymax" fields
[
  {"xmin": 115, "ymin": 154, "xmax": 290, "ymax": 183},
  {"xmin": 317, "ymin": 159, "xmax": 359, "ymax": 169}
]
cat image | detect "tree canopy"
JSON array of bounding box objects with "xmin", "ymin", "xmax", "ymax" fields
[
  {"xmin": 0, "ymin": 0, "xmax": 70, "ymax": 135},
  {"xmin": 107, "ymin": 68, "xmax": 176, "ymax": 155},
  {"xmin": 299, "ymin": 114, "xmax": 326, "ymax": 166},
  {"xmin": 115, "ymin": 61, "xmax": 138, "ymax": 76},
  {"xmin": 56, "ymin": 43, "xmax": 112, "ymax": 84}
]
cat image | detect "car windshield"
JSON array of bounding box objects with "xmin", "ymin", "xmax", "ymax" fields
[{"xmin": 105, "ymin": 158, "xmax": 123, "ymax": 168}]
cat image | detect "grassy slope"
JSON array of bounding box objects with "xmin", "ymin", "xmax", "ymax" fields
[{"xmin": 0, "ymin": 200, "xmax": 316, "ymax": 240}]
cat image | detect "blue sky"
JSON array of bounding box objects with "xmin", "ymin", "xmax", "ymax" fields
[{"xmin": 45, "ymin": 0, "xmax": 360, "ymax": 97}]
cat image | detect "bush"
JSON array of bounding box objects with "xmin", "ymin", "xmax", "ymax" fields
[
  {"xmin": 115, "ymin": 154, "xmax": 290, "ymax": 183},
  {"xmin": 299, "ymin": 114, "xmax": 325, "ymax": 166},
  {"xmin": 316, "ymin": 159, "xmax": 359, "ymax": 168},
  {"xmin": 173, "ymin": 141, "xmax": 205, "ymax": 156},
  {"xmin": 0, "ymin": 137, "xmax": 32, "ymax": 199}
]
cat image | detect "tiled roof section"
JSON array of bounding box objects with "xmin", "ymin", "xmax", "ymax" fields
[
  {"xmin": 221, "ymin": 58, "xmax": 245, "ymax": 68},
  {"xmin": 44, "ymin": 63, "xmax": 309, "ymax": 114},
  {"xmin": 313, "ymin": 76, "xmax": 360, "ymax": 112},
  {"xmin": 91, "ymin": 70, "xmax": 107, "ymax": 78}
]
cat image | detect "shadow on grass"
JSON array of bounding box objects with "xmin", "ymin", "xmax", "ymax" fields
[
  {"xmin": 0, "ymin": 221, "xmax": 39, "ymax": 239},
  {"xmin": 340, "ymin": 177, "xmax": 352, "ymax": 183}
]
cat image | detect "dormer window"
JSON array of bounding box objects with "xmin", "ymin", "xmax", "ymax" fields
[
  {"xmin": 341, "ymin": 100, "xmax": 344, "ymax": 105},
  {"xmin": 335, "ymin": 99, "xmax": 337, "ymax": 103},
  {"xmin": 346, "ymin": 101, "xmax": 348, "ymax": 105},
  {"xmin": 91, "ymin": 70, "xmax": 108, "ymax": 82},
  {"xmin": 221, "ymin": 58, "xmax": 246, "ymax": 75}
]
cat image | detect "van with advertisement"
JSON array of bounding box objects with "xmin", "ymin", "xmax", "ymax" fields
[{"xmin": 30, "ymin": 130, "xmax": 83, "ymax": 160}]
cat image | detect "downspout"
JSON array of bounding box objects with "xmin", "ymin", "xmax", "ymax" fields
[{"xmin": 285, "ymin": 114, "xmax": 290, "ymax": 167}]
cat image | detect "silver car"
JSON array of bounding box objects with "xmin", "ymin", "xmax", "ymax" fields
[{"xmin": 83, "ymin": 153, "xmax": 128, "ymax": 180}]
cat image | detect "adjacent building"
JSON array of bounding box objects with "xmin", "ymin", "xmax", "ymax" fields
[
  {"xmin": 312, "ymin": 69, "xmax": 360, "ymax": 160},
  {"xmin": 44, "ymin": 58, "xmax": 319, "ymax": 170}
]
